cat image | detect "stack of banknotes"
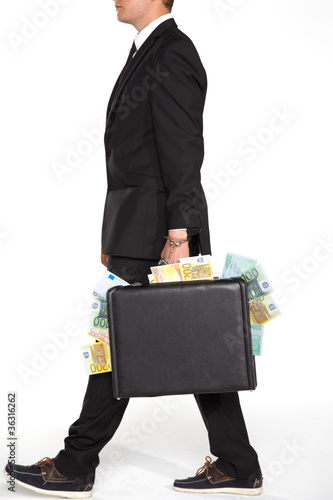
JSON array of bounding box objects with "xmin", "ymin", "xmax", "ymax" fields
[
  {"xmin": 149, "ymin": 255, "xmax": 214, "ymax": 283},
  {"xmin": 221, "ymin": 252, "xmax": 281, "ymax": 355},
  {"xmin": 82, "ymin": 270, "xmax": 129, "ymax": 375}
]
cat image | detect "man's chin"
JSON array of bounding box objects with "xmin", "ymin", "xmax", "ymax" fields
[
  {"xmin": 117, "ymin": 17, "xmax": 129, "ymax": 24},
  {"xmin": 116, "ymin": 12, "xmax": 131, "ymax": 24}
]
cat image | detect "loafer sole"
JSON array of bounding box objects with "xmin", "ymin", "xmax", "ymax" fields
[
  {"xmin": 3, "ymin": 467, "xmax": 92, "ymax": 499},
  {"xmin": 173, "ymin": 485, "xmax": 263, "ymax": 496}
]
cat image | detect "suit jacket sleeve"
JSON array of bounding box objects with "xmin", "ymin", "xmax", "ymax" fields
[{"xmin": 150, "ymin": 39, "xmax": 207, "ymax": 235}]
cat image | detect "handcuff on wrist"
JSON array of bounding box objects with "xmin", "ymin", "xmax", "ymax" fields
[{"xmin": 158, "ymin": 235, "xmax": 191, "ymax": 266}]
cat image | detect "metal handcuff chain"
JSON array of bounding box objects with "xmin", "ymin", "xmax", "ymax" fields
[{"xmin": 158, "ymin": 235, "xmax": 191, "ymax": 266}]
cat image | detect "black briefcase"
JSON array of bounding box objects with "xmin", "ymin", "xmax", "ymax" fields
[{"xmin": 107, "ymin": 278, "xmax": 256, "ymax": 398}]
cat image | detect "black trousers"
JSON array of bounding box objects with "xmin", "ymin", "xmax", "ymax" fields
[{"xmin": 54, "ymin": 255, "xmax": 261, "ymax": 484}]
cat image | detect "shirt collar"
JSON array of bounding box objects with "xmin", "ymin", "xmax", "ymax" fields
[{"xmin": 134, "ymin": 13, "xmax": 173, "ymax": 52}]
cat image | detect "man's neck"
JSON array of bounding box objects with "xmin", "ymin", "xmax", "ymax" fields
[{"xmin": 134, "ymin": 10, "xmax": 170, "ymax": 33}]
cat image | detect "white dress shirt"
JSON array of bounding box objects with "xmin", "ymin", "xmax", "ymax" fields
[{"xmin": 133, "ymin": 13, "xmax": 173, "ymax": 54}]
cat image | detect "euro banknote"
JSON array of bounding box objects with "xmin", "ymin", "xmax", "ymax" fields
[
  {"xmin": 151, "ymin": 263, "xmax": 183, "ymax": 283},
  {"xmin": 88, "ymin": 296, "xmax": 110, "ymax": 345},
  {"xmin": 82, "ymin": 341, "xmax": 111, "ymax": 375},
  {"xmin": 179, "ymin": 255, "xmax": 214, "ymax": 281},
  {"xmin": 221, "ymin": 253, "xmax": 257, "ymax": 279},
  {"xmin": 93, "ymin": 270, "xmax": 129, "ymax": 299},
  {"xmin": 241, "ymin": 264, "xmax": 273, "ymax": 302},
  {"xmin": 150, "ymin": 255, "xmax": 214, "ymax": 283},
  {"xmin": 251, "ymin": 324, "xmax": 264, "ymax": 356},
  {"xmin": 88, "ymin": 271, "xmax": 129, "ymax": 345},
  {"xmin": 249, "ymin": 295, "xmax": 281, "ymax": 325}
]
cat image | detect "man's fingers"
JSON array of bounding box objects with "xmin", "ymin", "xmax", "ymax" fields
[
  {"xmin": 101, "ymin": 251, "xmax": 109, "ymax": 268},
  {"xmin": 160, "ymin": 241, "xmax": 189, "ymax": 265}
]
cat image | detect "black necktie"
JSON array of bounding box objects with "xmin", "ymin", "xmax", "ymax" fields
[
  {"xmin": 125, "ymin": 42, "xmax": 136, "ymax": 66},
  {"xmin": 106, "ymin": 42, "xmax": 137, "ymax": 122}
]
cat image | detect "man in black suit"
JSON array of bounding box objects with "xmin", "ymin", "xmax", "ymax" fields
[{"xmin": 5, "ymin": 0, "xmax": 262, "ymax": 497}]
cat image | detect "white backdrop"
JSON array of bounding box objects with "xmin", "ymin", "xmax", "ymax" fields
[{"xmin": 1, "ymin": 1, "xmax": 332, "ymax": 499}]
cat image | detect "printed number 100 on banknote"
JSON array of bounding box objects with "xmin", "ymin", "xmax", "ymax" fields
[{"xmin": 88, "ymin": 296, "xmax": 110, "ymax": 345}]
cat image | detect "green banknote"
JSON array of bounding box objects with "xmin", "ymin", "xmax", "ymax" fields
[
  {"xmin": 88, "ymin": 271, "xmax": 130, "ymax": 345},
  {"xmin": 221, "ymin": 253, "xmax": 257, "ymax": 279},
  {"xmin": 241, "ymin": 264, "xmax": 273, "ymax": 302},
  {"xmin": 251, "ymin": 324, "xmax": 264, "ymax": 356},
  {"xmin": 88, "ymin": 295, "xmax": 110, "ymax": 345}
]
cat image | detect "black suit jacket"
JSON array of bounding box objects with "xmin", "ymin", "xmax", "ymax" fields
[{"xmin": 102, "ymin": 19, "xmax": 211, "ymax": 259}]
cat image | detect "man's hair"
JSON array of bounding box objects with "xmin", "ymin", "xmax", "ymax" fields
[{"xmin": 163, "ymin": 0, "xmax": 174, "ymax": 11}]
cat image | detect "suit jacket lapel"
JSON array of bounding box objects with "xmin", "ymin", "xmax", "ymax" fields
[
  {"xmin": 105, "ymin": 43, "xmax": 136, "ymax": 120},
  {"xmin": 106, "ymin": 19, "xmax": 177, "ymax": 126}
]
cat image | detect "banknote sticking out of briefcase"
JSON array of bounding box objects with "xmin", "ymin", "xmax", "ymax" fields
[{"xmin": 107, "ymin": 278, "xmax": 257, "ymax": 398}]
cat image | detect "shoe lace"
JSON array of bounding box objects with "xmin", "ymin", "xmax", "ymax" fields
[
  {"xmin": 28, "ymin": 457, "xmax": 55, "ymax": 485},
  {"xmin": 196, "ymin": 456, "xmax": 213, "ymax": 476}
]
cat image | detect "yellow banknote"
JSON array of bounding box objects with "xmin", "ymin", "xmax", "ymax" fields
[
  {"xmin": 249, "ymin": 295, "xmax": 281, "ymax": 325},
  {"xmin": 179, "ymin": 255, "xmax": 214, "ymax": 281},
  {"xmin": 151, "ymin": 264, "xmax": 183, "ymax": 283},
  {"xmin": 82, "ymin": 341, "xmax": 112, "ymax": 375}
]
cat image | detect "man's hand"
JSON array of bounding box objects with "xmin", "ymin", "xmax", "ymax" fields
[
  {"xmin": 160, "ymin": 230, "xmax": 189, "ymax": 265},
  {"xmin": 101, "ymin": 250, "xmax": 109, "ymax": 268}
]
